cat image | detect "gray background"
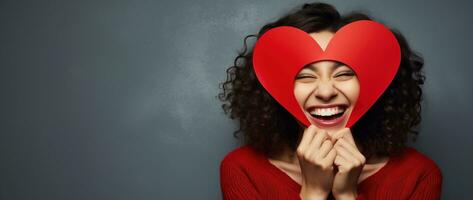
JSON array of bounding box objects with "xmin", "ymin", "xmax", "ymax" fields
[{"xmin": 1, "ymin": 0, "xmax": 472, "ymax": 199}]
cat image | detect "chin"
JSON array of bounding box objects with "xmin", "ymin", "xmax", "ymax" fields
[{"xmin": 305, "ymin": 106, "xmax": 353, "ymax": 138}]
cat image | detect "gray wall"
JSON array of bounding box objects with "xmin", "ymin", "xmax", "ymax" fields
[{"xmin": 1, "ymin": 0, "xmax": 472, "ymax": 199}]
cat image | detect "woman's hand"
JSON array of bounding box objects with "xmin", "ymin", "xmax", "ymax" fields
[
  {"xmin": 297, "ymin": 125, "xmax": 337, "ymax": 200},
  {"xmin": 331, "ymin": 128, "xmax": 366, "ymax": 200}
]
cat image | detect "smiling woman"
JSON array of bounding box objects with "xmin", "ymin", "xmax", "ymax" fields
[
  {"xmin": 218, "ymin": 2, "xmax": 442, "ymax": 200},
  {"xmin": 294, "ymin": 60, "xmax": 359, "ymax": 134}
]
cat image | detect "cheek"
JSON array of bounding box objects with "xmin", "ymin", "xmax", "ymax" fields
[
  {"xmin": 337, "ymin": 80, "xmax": 360, "ymax": 103},
  {"xmin": 293, "ymin": 83, "xmax": 314, "ymax": 106}
]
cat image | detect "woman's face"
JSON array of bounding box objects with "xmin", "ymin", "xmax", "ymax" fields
[{"xmin": 294, "ymin": 31, "xmax": 360, "ymax": 136}]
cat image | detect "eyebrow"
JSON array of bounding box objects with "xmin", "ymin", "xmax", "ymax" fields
[{"xmin": 305, "ymin": 62, "xmax": 346, "ymax": 72}]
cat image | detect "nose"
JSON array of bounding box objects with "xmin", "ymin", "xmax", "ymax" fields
[{"xmin": 314, "ymin": 81, "xmax": 338, "ymax": 101}]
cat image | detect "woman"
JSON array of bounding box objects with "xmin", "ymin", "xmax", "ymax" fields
[{"xmin": 218, "ymin": 2, "xmax": 442, "ymax": 200}]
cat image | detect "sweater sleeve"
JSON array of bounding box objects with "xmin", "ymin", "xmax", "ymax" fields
[
  {"xmin": 220, "ymin": 158, "xmax": 263, "ymax": 200},
  {"xmin": 408, "ymin": 166, "xmax": 443, "ymax": 200}
]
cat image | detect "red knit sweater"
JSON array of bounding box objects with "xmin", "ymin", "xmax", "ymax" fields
[{"xmin": 220, "ymin": 145, "xmax": 442, "ymax": 200}]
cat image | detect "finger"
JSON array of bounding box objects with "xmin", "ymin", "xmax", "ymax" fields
[
  {"xmin": 297, "ymin": 125, "xmax": 318, "ymax": 153},
  {"xmin": 305, "ymin": 130, "xmax": 328, "ymax": 157},
  {"xmin": 336, "ymin": 137, "xmax": 358, "ymax": 153},
  {"xmin": 324, "ymin": 148, "xmax": 337, "ymax": 164},
  {"xmin": 318, "ymin": 139, "xmax": 333, "ymax": 158},
  {"xmin": 332, "ymin": 128, "xmax": 347, "ymax": 141},
  {"xmin": 334, "ymin": 154, "xmax": 349, "ymax": 166},
  {"xmin": 334, "ymin": 155, "xmax": 350, "ymax": 173},
  {"xmin": 334, "ymin": 141, "xmax": 358, "ymax": 163},
  {"xmin": 342, "ymin": 128, "xmax": 357, "ymax": 146},
  {"xmin": 310, "ymin": 129, "xmax": 328, "ymax": 150},
  {"xmin": 333, "ymin": 128, "xmax": 352, "ymax": 144},
  {"xmin": 336, "ymin": 138, "xmax": 365, "ymax": 162}
]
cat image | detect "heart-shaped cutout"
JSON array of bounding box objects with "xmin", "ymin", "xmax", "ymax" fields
[{"xmin": 253, "ymin": 20, "xmax": 401, "ymax": 128}]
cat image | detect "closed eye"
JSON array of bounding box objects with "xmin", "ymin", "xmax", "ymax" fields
[
  {"xmin": 296, "ymin": 75, "xmax": 316, "ymax": 79},
  {"xmin": 336, "ymin": 72, "xmax": 355, "ymax": 77}
]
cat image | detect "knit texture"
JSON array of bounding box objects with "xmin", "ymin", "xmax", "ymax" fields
[{"xmin": 220, "ymin": 145, "xmax": 442, "ymax": 200}]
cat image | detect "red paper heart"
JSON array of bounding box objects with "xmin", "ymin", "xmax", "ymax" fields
[{"xmin": 253, "ymin": 20, "xmax": 401, "ymax": 128}]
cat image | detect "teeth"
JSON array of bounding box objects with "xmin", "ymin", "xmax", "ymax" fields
[{"xmin": 309, "ymin": 106, "xmax": 345, "ymax": 116}]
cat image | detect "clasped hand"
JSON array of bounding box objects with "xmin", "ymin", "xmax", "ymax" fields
[{"xmin": 297, "ymin": 125, "xmax": 366, "ymax": 200}]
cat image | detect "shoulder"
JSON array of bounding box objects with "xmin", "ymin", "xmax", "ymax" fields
[
  {"xmin": 221, "ymin": 145, "xmax": 261, "ymax": 164},
  {"xmin": 219, "ymin": 145, "xmax": 269, "ymax": 198},
  {"xmin": 393, "ymin": 147, "xmax": 443, "ymax": 179},
  {"xmin": 220, "ymin": 145, "xmax": 263, "ymax": 169}
]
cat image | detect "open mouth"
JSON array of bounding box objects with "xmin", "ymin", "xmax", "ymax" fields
[{"xmin": 308, "ymin": 105, "xmax": 348, "ymax": 123}]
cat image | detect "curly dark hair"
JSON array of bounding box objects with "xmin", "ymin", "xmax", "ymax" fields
[{"xmin": 217, "ymin": 2, "xmax": 425, "ymax": 160}]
